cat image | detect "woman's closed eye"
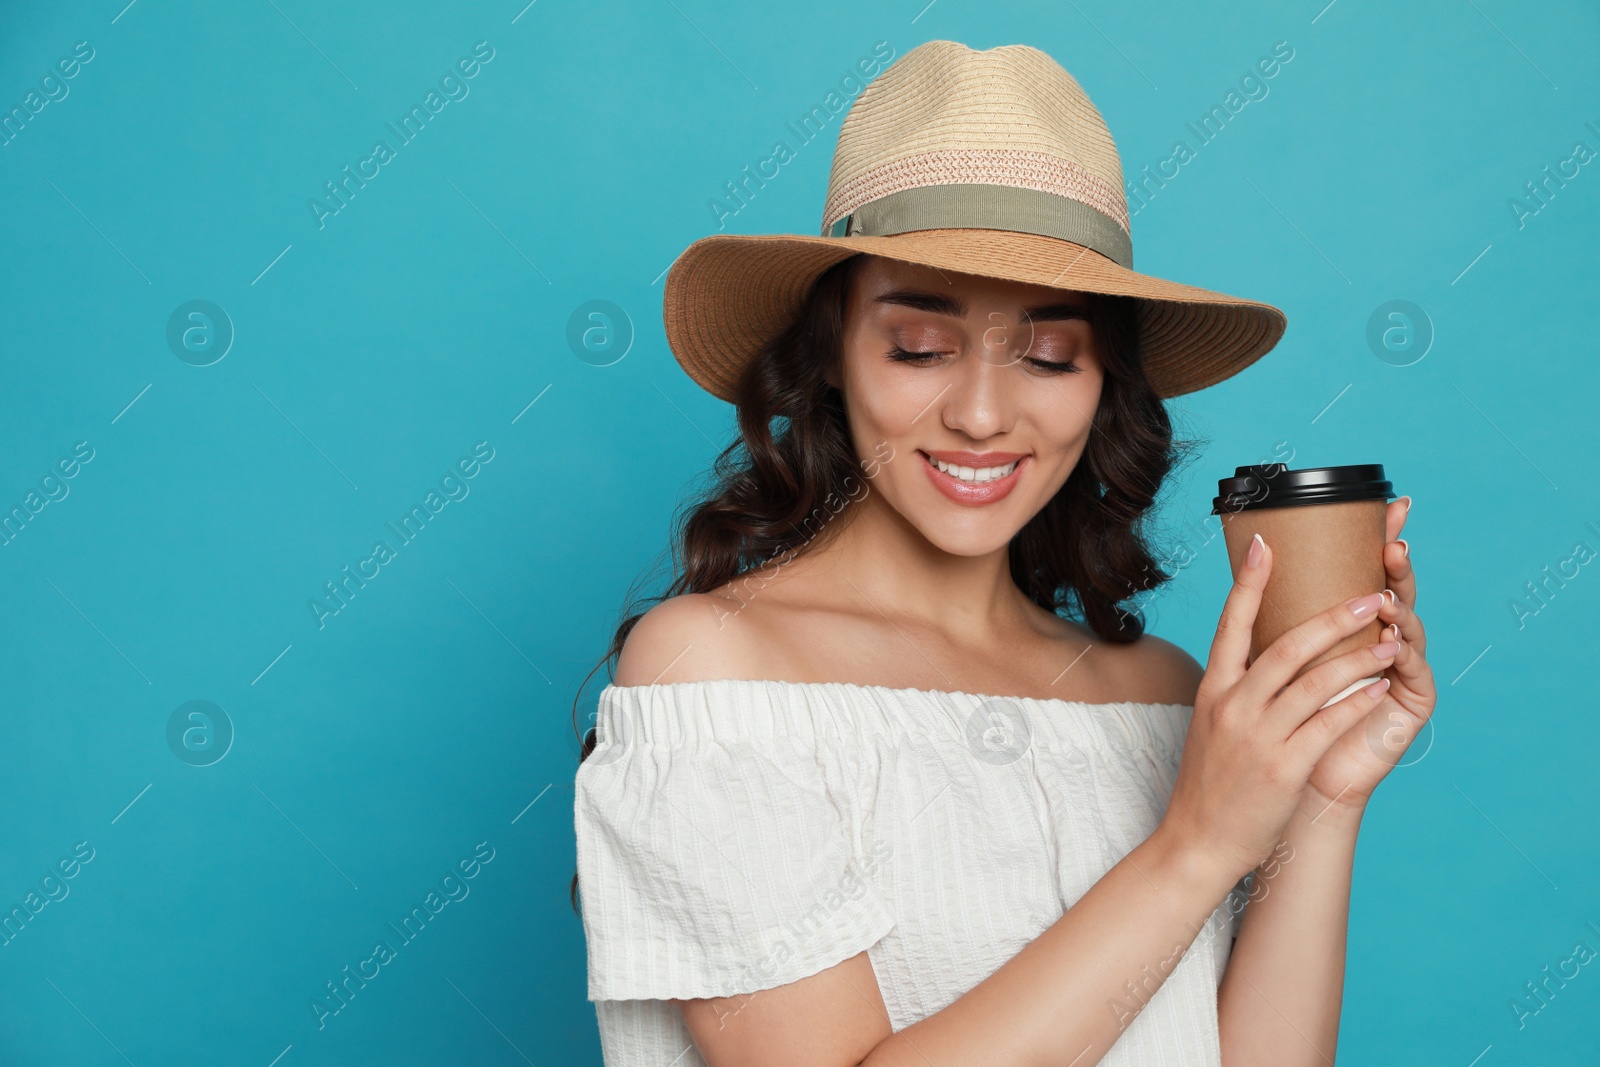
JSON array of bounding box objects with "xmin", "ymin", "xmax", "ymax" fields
[{"xmin": 885, "ymin": 344, "xmax": 1083, "ymax": 374}]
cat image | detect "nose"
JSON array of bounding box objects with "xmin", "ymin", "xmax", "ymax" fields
[{"xmin": 940, "ymin": 340, "xmax": 1016, "ymax": 441}]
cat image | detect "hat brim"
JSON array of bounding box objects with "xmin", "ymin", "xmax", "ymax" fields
[{"xmin": 662, "ymin": 228, "xmax": 1286, "ymax": 401}]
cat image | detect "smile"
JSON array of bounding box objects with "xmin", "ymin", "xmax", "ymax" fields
[
  {"xmin": 918, "ymin": 450, "xmax": 1028, "ymax": 506},
  {"xmin": 927, "ymin": 456, "xmax": 1019, "ymax": 482}
]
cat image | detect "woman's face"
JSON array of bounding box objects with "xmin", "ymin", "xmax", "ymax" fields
[{"xmin": 831, "ymin": 254, "xmax": 1107, "ymax": 556}]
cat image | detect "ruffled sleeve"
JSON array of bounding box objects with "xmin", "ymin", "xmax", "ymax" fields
[{"xmin": 573, "ymin": 683, "xmax": 898, "ymax": 1002}]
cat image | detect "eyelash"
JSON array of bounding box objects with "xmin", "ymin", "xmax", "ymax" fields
[{"xmin": 885, "ymin": 345, "xmax": 1084, "ymax": 374}]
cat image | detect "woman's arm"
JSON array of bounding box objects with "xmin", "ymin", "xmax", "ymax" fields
[
  {"xmin": 1216, "ymin": 792, "xmax": 1360, "ymax": 1065},
  {"xmin": 1217, "ymin": 499, "xmax": 1434, "ymax": 1064},
  {"xmin": 681, "ymin": 822, "xmax": 1243, "ymax": 1067},
  {"xmin": 870, "ymin": 823, "xmax": 1243, "ymax": 1066}
]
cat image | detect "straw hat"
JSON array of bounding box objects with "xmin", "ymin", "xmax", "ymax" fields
[{"xmin": 662, "ymin": 40, "xmax": 1287, "ymax": 401}]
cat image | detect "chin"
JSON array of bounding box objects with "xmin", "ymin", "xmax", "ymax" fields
[{"xmin": 904, "ymin": 509, "xmax": 1031, "ymax": 557}]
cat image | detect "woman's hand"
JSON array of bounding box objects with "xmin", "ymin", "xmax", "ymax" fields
[
  {"xmin": 1303, "ymin": 496, "xmax": 1437, "ymax": 818},
  {"xmin": 1159, "ymin": 531, "xmax": 1403, "ymax": 883}
]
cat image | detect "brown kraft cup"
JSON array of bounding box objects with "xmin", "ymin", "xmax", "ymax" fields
[{"xmin": 1211, "ymin": 464, "xmax": 1397, "ymax": 709}]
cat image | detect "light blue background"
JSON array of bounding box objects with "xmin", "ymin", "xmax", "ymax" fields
[{"xmin": 1, "ymin": 0, "xmax": 1596, "ymax": 1063}]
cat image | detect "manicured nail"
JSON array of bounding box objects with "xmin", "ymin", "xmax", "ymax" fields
[
  {"xmin": 1371, "ymin": 640, "xmax": 1399, "ymax": 659},
  {"xmin": 1347, "ymin": 592, "xmax": 1384, "ymax": 618},
  {"xmin": 1246, "ymin": 533, "xmax": 1265, "ymax": 569},
  {"xmin": 1396, "ymin": 537, "xmax": 1409, "ymax": 558},
  {"xmin": 1363, "ymin": 676, "xmax": 1391, "ymax": 698},
  {"xmin": 1386, "ymin": 623, "xmax": 1401, "ymax": 642},
  {"xmin": 1401, "ymin": 495, "xmax": 1413, "ymax": 515},
  {"xmin": 1382, "ymin": 588, "xmax": 1396, "ymax": 608}
]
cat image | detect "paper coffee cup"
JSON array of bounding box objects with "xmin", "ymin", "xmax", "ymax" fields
[{"xmin": 1211, "ymin": 464, "xmax": 1396, "ymax": 709}]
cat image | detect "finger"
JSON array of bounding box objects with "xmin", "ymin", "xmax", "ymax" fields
[
  {"xmin": 1234, "ymin": 588, "xmax": 1388, "ymax": 712},
  {"xmin": 1383, "ymin": 536, "xmax": 1417, "ymax": 612},
  {"xmin": 1270, "ymin": 636, "xmax": 1399, "ymax": 732},
  {"xmin": 1205, "ymin": 531, "xmax": 1272, "ymax": 692},
  {"xmin": 1385, "ymin": 496, "xmax": 1411, "ymax": 543},
  {"xmin": 1377, "ymin": 618, "xmax": 1435, "ymax": 698},
  {"xmin": 1366, "ymin": 689, "xmax": 1434, "ymax": 767},
  {"xmin": 1376, "ymin": 584, "xmax": 1426, "ymax": 658},
  {"xmin": 1286, "ymin": 674, "xmax": 1391, "ymax": 767}
]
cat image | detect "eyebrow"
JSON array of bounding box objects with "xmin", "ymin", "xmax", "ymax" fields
[{"xmin": 873, "ymin": 289, "xmax": 1092, "ymax": 322}]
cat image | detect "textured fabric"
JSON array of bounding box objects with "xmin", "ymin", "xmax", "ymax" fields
[
  {"xmin": 825, "ymin": 146, "xmax": 1132, "ymax": 239},
  {"xmin": 574, "ymin": 679, "xmax": 1249, "ymax": 1067},
  {"xmin": 830, "ymin": 181, "xmax": 1133, "ymax": 269}
]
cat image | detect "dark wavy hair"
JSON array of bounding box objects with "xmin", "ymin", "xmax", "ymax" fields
[{"xmin": 568, "ymin": 251, "xmax": 1199, "ymax": 913}]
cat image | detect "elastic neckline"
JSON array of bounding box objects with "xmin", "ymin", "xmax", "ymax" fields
[
  {"xmin": 595, "ymin": 677, "xmax": 1192, "ymax": 752},
  {"xmin": 602, "ymin": 676, "xmax": 1194, "ymax": 711}
]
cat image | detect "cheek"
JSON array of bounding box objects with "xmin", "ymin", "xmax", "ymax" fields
[
  {"xmin": 843, "ymin": 350, "xmax": 937, "ymax": 436},
  {"xmin": 1029, "ymin": 383, "xmax": 1102, "ymax": 468},
  {"xmin": 855, "ymin": 382, "xmax": 925, "ymax": 438},
  {"xmin": 1053, "ymin": 388, "xmax": 1100, "ymax": 443}
]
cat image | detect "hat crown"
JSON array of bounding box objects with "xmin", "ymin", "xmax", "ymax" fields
[{"xmin": 821, "ymin": 41, "xmax": 1130, "ymax": 249}]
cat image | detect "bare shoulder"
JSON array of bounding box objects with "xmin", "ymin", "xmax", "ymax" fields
[
  {"xmin": 611, "ymin": 592, "xmax": 765, "ymax": 687},
  {"xmin": 1115, "ymin": 632, "xmax": 1207, "ymax": 706},
  {"xmin": 1029, "ymin": 612, "xmax": 1201, "ymax": 705}
]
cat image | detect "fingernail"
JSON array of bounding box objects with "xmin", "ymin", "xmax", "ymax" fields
[
  {"xmin": 1396, "ymin": 537, "xmax": 1409, "ymax": 558},
  {"xmin": 1363, "ymin": 676, "xmax": 1391, "ymax": 698},
  {"xmin": 1371, "ymin": 640, "xmax": 1399, "ymax": 659},
  {"xmin": 1401, "ymin": 496, "xmax": 1412, "ymax": 515},
  {"xmin": 1386, "ymin": 623, "xmax": 1401, "ymax": 642},
  {"xmin": 1347, "ymin": 592, "xmax": 1384, "ymax": 618},
  {"xmin": 1246, "ymin": 533, "xmax": 1265, "ymax": 569},
  {"xmin": 1382, "ymin": 588, "xmax": 1396, "ymax": 608}
]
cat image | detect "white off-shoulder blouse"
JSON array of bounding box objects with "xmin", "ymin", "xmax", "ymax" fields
[{"xmin": 573, "ymin": 678, "xmax": 1249, "ymax": 1066}]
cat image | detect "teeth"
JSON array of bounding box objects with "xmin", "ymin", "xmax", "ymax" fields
[{"xmin": 931, "ymin": 457, "xmax": 1019, "ymax": 483}]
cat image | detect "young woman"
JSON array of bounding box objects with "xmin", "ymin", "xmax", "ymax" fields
[{"xmin": 572, "ymin": 41, "xmax": 1435, "ymax": 1067}]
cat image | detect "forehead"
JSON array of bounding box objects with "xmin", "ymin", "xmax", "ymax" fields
[{"xmin": 851, "ymin": 254, "xmax": 1091, "ymax": 312}]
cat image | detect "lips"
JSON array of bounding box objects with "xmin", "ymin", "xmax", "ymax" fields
[{"xmin": 918, "ymin": 450, "xmax": 1028, "ymax": 506}]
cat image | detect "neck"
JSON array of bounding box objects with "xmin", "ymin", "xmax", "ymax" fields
[{"xmin": 808, "ymin": 487, "xmax": 1034, "ymax": 643}]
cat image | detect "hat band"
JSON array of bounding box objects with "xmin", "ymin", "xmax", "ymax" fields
[{"xmin": 825, "ymin": 183, "xmax": 1133, "ymax": 269}]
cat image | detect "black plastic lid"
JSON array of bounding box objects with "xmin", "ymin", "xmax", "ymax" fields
[{"xmin": 1211, "ymin": 463, "xmax": 1395, "ymax": 515}]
